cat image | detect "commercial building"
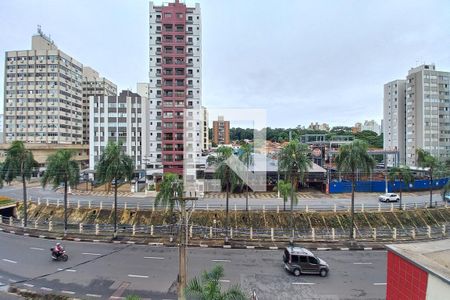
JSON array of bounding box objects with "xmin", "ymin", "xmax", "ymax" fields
[
  {"xmin": 82, "ymin": 67, "xmax": 117, "ymax": 145},
  {"xmin": 213, "ymin": 116, "xmax": 230, "ymax": 145},
  {"xmin": 383, "ymin": 64, "xmax": 450, "ymax": 166},
  {"xmin": 4, "ymin": 29, "xmax": 84, "ymax": 144},
  {"xmin": 147, "ymin": 0, "xmax": 203, "ymax": 178},
  {"xmin": 89, "ymin": 90, "xmax": 148, "ymax": 172},
  {"xmin": 386, "ymin": 240, "xmax": 450, "ymax": 300}
]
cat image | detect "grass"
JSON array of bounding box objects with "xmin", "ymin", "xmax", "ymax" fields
[{"xmin": 0, "ymin": 196, "xmax": 15, "ymax": 208}]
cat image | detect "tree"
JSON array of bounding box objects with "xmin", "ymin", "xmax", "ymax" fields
[
  {"xmin": 276, "ymin": 180, "xmax": 291, "ymax": 211},
  {"xmin": 186, "ymin": 265, "xmax": 247, "ymax": 300},
  {"xmin": 388, "ymin": 165, "xmax": 413, "ymax": 210},
  {"xmin": 278, "ymin": 140, "xmax": 312, "ymax": 240},
  {"xmin": 335, "ymin": 140, "xmax": 375, "ymax": 239},
  {"xmin": 207, "ymin": 146, "xmax": 240, "ymax": 242},
  {"xmin": 416, "ymin": 148, "xmax": 439, "ymax": 208},
  {"xmin": 238, "ymin": 142, "xmax": 253, "ymax": 211},
  {"xmin": 0, "ymin": 141, "xmax": 38, "ymax": 227},
  {"xmin": 95, "ymin": 141, "xmax": 134, "ymax": 238},
  {"xmin": 41, "ymin": 150, "xmax": 80, "ymax": 236}
]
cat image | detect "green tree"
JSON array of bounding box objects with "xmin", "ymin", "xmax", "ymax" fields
[
  {"xmin": 335, "ymin": 140, "xmax": 375, "ymax": 239},
  {"xmin": 388, "ymin": 165, "xmax": 414, "ymax": 210},
  {"xmin": 186, "ymin": 265, "xmax": 247, "ymax": 300},
  {"xmin": 278, "ymin": 140, "xmax": 312, "ymax": 240},
  {"xmin": 41, "ymin": 150, "xmax": 80, "ymax": 235},
  {"xmin": 239, "ymin": 142, "xmax": 253, "ymax": 211},
  {"xmin": 276, "ymin": 179, "xmax": 291, "ymax": 211},
  {"xmin": 95, "ymin": 141, "xmax": 134, "ymax": 238},
  {"xmin": 207, "ymin": 146, "xmax": 240, "ymax": 241},
  {"xmin": 0, "ymin": 141, "xmax": 38, "ymax": 227},
  {"xmin": 416, "ymin": 148, "xmax": 439, "ymax": 208}
]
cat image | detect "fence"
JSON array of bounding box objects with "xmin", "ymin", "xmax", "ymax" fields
[
  {"xmin": 25, "ymin": 196, "xmax": 448, "ymax": 212},
  {"xmin": 0, "ymin": 215, "xmax": 447, "ymax": 242}
]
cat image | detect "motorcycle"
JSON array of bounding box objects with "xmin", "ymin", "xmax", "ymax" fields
[{"xmin": 50, "ymin": 248, "xmax": 68, "ymax": 262}]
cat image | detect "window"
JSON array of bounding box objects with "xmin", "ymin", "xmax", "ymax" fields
[
  {"xmin": 299, "ymin": 256, "xmax": 308, "ymax": 263},
  {"xmin": 308, "ymin": 257, "xmax": 318, "ymax": 264}
]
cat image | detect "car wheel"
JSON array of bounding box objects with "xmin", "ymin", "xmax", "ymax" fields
[
  {"xmin": 320, "ymin": 269, "xmax": 328, "ymax": 277},
  {"xmin": 293, "ymin": 269, "xmax": 301, "ymax": 276}
]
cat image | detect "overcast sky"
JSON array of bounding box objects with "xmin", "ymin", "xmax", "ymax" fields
[{"xmin": 1, "ymin": 0, "xmax": 449, "ymax": 128}]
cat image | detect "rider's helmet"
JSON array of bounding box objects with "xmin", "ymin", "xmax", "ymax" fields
[{"xmin": 56, "ymin": 242, "xmax": 61, "ymax": 246}]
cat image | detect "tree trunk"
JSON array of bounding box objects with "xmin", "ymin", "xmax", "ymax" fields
[
  {"xmin": 290, "ymin": 179, "xmax": 295, "ymax": 241},
  {"xmin": 283, "ymin": 195, "xmax": 286, "ymax": 211},
  {"xmin": 350, "ymin": 175, "xmax": 355, "ymax": 240},
  {"xmin": 64, "ymin": 179, "xmax": 68, "ymax": 236},
  {"xmin": 22, "ymin": 175, "xmax": 27, "ymax": 228},
  {"xmin": 178, "ymin": 201, "xmax": 187, "ymax": 300},
  {"xmin": 429, "ymin": 171, "xmax": 433, "ymax": 208},
  {"xmin": 114, "ymin": 180, "xmax": 118, "ymax": 239},
  {"xmin": 225, "ymin": 180, "xmax": 229, "ymax": 242}
]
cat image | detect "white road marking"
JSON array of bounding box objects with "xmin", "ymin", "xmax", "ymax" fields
[
  {"xmin": 292, "ymin": 282, "xmax": 316, "ymax": 285},
  {"xmin": 58, "ymin": 268, "xmax": 77, "ymax": 272},
  {"xmin": 23, "ymin": 283, "xmax": 34, "ymax": 288},
  {"xmin": 128, "ymin": 274, "xmax": 149, "ymax": 278},
  {"xmin": 62, "ymin": 290, "xmax": 75, "ymax": 295},
  {"xmin": 218, "ymin": 279, "xmax": 230, "ymax": 283},
  {"xmin": 30, "ymin": 247, "xmax": 44, "ymax": 251},
  {"xmin": 2, "ymin": 259, "xmax": 17, "ymax": 264},
  {"xmin": 373, "ymin": 283, "xmax": 387, "ymax": 286},
  {"xmin": 211, "ymin": 259, "xmax": 231, "ymax": 262},
  {"xmin": 340, "ymin": 248, "xmax": 349, "ymax": 251},
  {"xmin": 40, "ymin": 287, "xmax": 53, "ymax": 291},
  {"xmin": 86, "ymin": 294, "xmax": 102, "ymax": 298},
  {"xmin": 8, "ymin": 278, "xmax": 15, "ymax": 282},
  {"xmin": 353, "ymin": 262, "xmax": 373, "ymax": 265},
  {"xmin": 82, "ymin": 252, "xmax": 102, "ymax": 256},
  {"xmin": 144, "ymin": 256, "xmax": 165, "ymax": 260}
]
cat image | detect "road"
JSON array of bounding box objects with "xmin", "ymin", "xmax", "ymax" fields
[
  {"xmin": 0, "ymin": 184, "xmax": 442, "ymax": 210},
  {"xmin": 0, "ymin": 231, "xmax": 387, "ymax": 299}
]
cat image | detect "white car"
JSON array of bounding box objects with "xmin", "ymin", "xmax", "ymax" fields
[{"xmin": 378, "ymin": 193, "xmax": 400, "ymax": 202}]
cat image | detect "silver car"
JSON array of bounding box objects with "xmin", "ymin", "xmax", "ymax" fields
[{"xmin": 283, "ymin": 247, "xmax": 329, "ymax": 277}]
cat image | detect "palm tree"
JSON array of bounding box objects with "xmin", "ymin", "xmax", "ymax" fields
[
  {"xmin": 416, "ymin": 148, "xmax": 439, "ymax": 208},
  {"xmin": 335, "ymin": 140, "xmax": 375, "ymax": 239},
  {"xmin": 207, "ymin": 146, "xmax": 240, "ymax": 241},
  {"xmin": 0, "ymin": 141, "xmax": 38, "ymax": 227},
  {"xmin": 41, "ymin": 150, "xmax": 80, "ymax": 235},
  {"xmin": 276, "ymin": 179, "xmax": 291, "ymax": 211},
  {"xmin": 388, "ymin": 165, "xmax": 413, "ymax": 210},
  {"xmin": 278, "ymin": 140, "xmax": 312, "ymax": 240},
  {"xmin": 238, "ymin": 142, "xmax": 253, "ymax": 211},
  {"xmin": 186, "ymin": 265, "xmax": 247, "ymax": 300},
  {"xmin": 95, "ymin": 141, "xmax": 134, "ymax": 238}
]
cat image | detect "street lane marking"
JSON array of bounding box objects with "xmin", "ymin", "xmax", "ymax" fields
[
  {"xmin": 373, "ymin": 283, "xmax": 387, "ymax": 285},
  {"xmin": 364, "ymin": 247, "xmax": 373, "ymax": 250},
  {"xmin": 2, "ymin": 259, "xmax": 17, "ymax": 264},
  {"xmin": 62, "ymin": 290, "xmax": 75, "ymax": 295},
  {"xmin": 86, "ymin": 294, "xmax": 102, "ymax": 298},
  {"xmin": 82, "ymin": 252, "xmax": 102, "ymax": 256},
  {"xmin": 212, "ymin": 259, "xmax": 231, "ymax": 262},
  {"xmin": 128, "ymin": 274, "xmax": 149, "ymax": 278},
  {"xmin": 292, "ymin": 282, "xmax": 316, "ymax": 285},
  {"xmin": 23, "ymin": 283, "xmax": 34, "ymax": 288},
  {"xmin": 30, "ymin": 247, "xmax": 44, "ymax": 251},
  {"xmin": 353, "ymin": 262, "xmax": 373, "ymax": 265},
  {"xmin": 144, "ymin": 256, "xmax": 165, "ymax": 260},
  {"xmin": 40, "ymin": 287, "xmax": 53, "ymax": 291},
  {"xmin": 219, "ymin": 279, "xmax": 230, "ymax": 283},
  {"xmin": 58, "ymin": 268, "xmax": 77, "ymax": 272}
]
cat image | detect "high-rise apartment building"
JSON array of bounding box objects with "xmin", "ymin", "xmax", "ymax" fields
[
  {"xmin": 4, "ymin": 29, "xmax": 84, "ymax": 144},
  {"xmin": 405, "ymin": 65, "xmax": 450, "ymax": 165},
  {"xmin": 89, "ymin": 90, "xmax": 148, "ymax": 171},
  {"xmin": 148, "ymin": 0, "xmax": 202, "ymax": 178},
  {"xmin": 362, "ymin": 120, "xmax": 381, "ymax": 135},
  {"xmin": 384, "ymin": 64, "xmax": 450, "ymax": 166},
  {"xmin": 384, "ymin": 80, "xmax": 406, "ymax": 164},
  {"xmin": 82, "ymin": 67, "xmax": 117, "ymax": 144},
  {"xmin": 213, "ymin": 116, "xmax": 230, "ymax": 145}
]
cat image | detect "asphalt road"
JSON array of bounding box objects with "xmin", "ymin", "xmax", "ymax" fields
[
  {"xmin": 0, "ymin": 232, "xmax": 387, "ymax": 299},
  {"xmin": 0, "ymin": 184, "xmax": 441, "ymax": 210}
]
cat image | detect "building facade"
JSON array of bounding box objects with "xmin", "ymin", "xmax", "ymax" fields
[
  {"xmin": 4, "ymin": 30, "xmax": 84, "ymax": 144},
  {"xmin": 213, "ymin": 116, "xmax": 230, "ymax": 145},
  {"xmin": 362, "ymin": 120, "xmax": 381, "ymax": 135},
  {"xmin": 82, "ymin": 67, "xmax": 117, "ymax": 145},
  {"xmin": 89, "ymin": 90, "xmax": 148, "ymax": 171},
  {"xmin": 384, "ymin": 80, "xmax": 406, "ymax": 164},
  {"xmin": 0, "ymin": 114, "xmax": 3, "ymax": 144},
  {"xmin": 148, "ymin": 0, "xmax": 202, "ymax": 178},
  {"xmin": 201, "ymin": 106, "xmax": 209, "ymax": 151}
]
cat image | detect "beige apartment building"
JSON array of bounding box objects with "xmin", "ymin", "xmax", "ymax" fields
[
  {"xmin": 384, "ymin": 80, "xmax": 406, "ymax": 164},
  {"xmin": 4, "ymin": 29, "xmax": 84, "ymax": 144}
]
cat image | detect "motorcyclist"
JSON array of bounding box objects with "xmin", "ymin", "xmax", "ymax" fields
[{"xmin": 53, "ymin": 243, "xmax": 64, "ymax": 258}]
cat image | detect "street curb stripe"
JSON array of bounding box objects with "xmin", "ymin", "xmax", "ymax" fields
[
  {"xmin": 223, "ymin": 245, "xmax": 231, "ymax": 249},
  {"xmin": 340, "ymin": 248, "xmax": 349, "ymax": 251},
  {"xmin": 23, "ymin": 283, "xmax": 34, "ymax": 287},
  {"xmin": 292, "ymin": 282, "xmax": 315, "ymax": 285},
  {"xmin": 38, "ymin": 235, "xmax": 46, "ymax": 238},
  {"xmin": 246, "ymin": 246, "xmax": 255, "ymax": 249},
  {"xmin": 86, "ymin": 294, "xmax": 102, "ymax": 298},
  {"xmin": 62, "ymin": 290, "xmax": 75, "ymax": 295},
  {"xmin": 200, "ymin": 244, "xmax": 208, "ymax": 248},
  {"xmin": 317, "ymin": 247, "xmax": 331, "ymax": 251},
  {"xmin": 364, "ymin": 247, "xmax": 372, "ymax": 250},
  {"xmin": 2, "ymin": 259, "xmax": 17, "ymax": 264},
  {"xmin": 128, "ymin": 274, "xmax": 149, "ymax": 278},
  {"xmin": 40, "ymin": 287, "xmax": 53, "ymax": 291},
  {"xmin": 126, "ymin": 241, "xmax": 135, "ymax": 244},
  {"xmin": 373, "ymin": 283, "xmax": 387, "ymax": 285},
  {"xmin": 269, "ymin": 246, "xmax": 278, "ymax": 250}
]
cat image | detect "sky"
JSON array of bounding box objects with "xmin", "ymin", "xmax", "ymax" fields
[{"xmin": 1, "ymin": 0, "xmax": 449, "ymax": 129}]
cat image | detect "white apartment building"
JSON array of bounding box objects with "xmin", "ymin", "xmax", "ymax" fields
[
  {"xmin": 0, "ymin": 114, "xmax": 4, "ymax": 143},
  {"xmin": 82, "ymin": 67, "xmax": 117, "ymax": 145},
  {"xmin": 4, "ymin": 29, "xmax": 84, "ymax": 144},
  {"xmin": 362, "ymin": 120, "xmax": 381, "ymax": 135},
  {"xmin": 89, "ymin": 90, "xmax": 148, "ymax": 171},
  {"xmin": 384, "ymin": 64, "xmax": 450, "ymax": 166},
  {"xmin": 384, "ymin": 80, "xmax": 406, "ymax": 164},
  {"xmin": 147, "ymin": 0, "xmax": 202, "ymax": 185}
]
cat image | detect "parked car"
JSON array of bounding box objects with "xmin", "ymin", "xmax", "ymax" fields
[
  {"xmin": 283, "ymin": 247, "xmax": 329, "ymax": 277},
  {"xmin": 378, "ymin": 193, "xmax": 400, "ymax": 202}
]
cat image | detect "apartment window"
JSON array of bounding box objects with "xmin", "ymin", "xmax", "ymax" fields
[{"xmin": 164, "ymin": 13, "xmax": 172, "ymax": 18}]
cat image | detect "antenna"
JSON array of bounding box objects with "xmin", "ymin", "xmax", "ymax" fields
[{"xmin": 37, "ymin": 24, "xmax": 42, "ymax": 34}]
